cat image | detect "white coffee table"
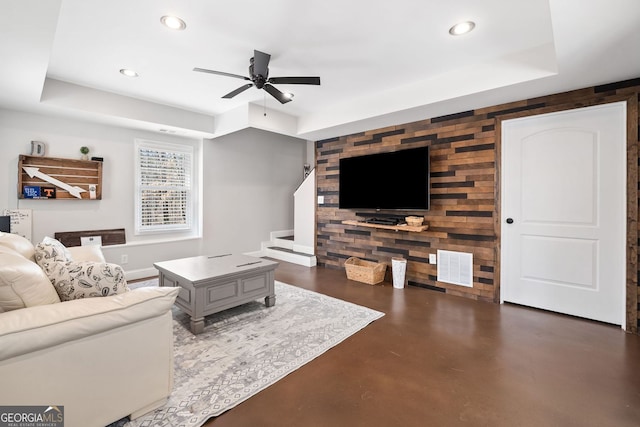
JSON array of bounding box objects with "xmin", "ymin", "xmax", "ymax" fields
[{"xmin": 154, "ymin": 254, "xmax": 278, "ymax": 334}]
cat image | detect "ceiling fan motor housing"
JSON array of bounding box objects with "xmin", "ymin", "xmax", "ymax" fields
[{"xmin": 249, "ymin": 57, "xmax": 268, "ymax": 88}]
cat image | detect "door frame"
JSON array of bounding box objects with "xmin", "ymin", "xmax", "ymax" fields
[{"xmin": 494, "ymin": 94, "xmax": 638, "ymax": 332}]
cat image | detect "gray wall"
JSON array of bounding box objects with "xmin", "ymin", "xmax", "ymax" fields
[{"xmin": 202, "ymin": 127, "xmax": 307, "ymax": 255}]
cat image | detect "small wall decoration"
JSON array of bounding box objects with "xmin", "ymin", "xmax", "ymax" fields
[
  {"xmin": 23, "ymin": 186, "xmax": 41, "ymax": 198},
  {"xmin": 23, "ymin": 186, "xmax": 56, "ymax": 199},
  {"xmin": 80, "ymin": 146, "xmax": 90, "ymax": 160},
  {"xmin": 30, "ymin": 140, "xmax": 46, "ymax": 156},
  {"xmin": 31, "ymin": 141, "xmax": 46, "ymax": 156},
  {"xmin": 42, "ymin": 187, "xmax": 56, "ymax": 198}
]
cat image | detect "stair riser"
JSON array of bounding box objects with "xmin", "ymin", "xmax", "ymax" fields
[
  {"xmin": 264, "ymin": 247, "xmax": 317, "ymax": 267},
  {"xmin": 273, "ymin": 238, "xmax": 294, "ymax": 250}
]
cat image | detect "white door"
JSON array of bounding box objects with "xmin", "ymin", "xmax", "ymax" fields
[{"xmin": 501, "ymin": 102, "xmax": 626, "ymax": 326}]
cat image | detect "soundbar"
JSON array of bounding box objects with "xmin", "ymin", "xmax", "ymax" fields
[{"xmin": 365, "ymin": 217, "xmax": 402, "ymax": 226}]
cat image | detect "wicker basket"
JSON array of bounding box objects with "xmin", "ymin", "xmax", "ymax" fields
[
  {"xmin": 344, "ymin": 257, "xmax": 387, "ymax": 285},
  {"xmin": 405, "ymin": 216, "xmax": 424, "ymax": 227}
]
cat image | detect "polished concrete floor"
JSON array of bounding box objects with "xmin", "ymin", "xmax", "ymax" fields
[{"xmin": 205, "ymin": 260, "xmax": 640, "ymax": 427}]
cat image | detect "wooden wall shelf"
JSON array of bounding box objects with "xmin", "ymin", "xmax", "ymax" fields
[
  {"xmin": 342, "ymin": 220, "xmax": 428, "ymax": 232},
  {"xmin": 18, "ymin": 155, "xmax": 102, "ymax": 200}
]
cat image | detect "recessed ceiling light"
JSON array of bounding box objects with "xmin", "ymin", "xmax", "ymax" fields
[
  {"xmin": 119, "ymin": 68, "xmax": 139, "ymax": 77},
  {"xmin": 160, "ymin": 15, "xmax": 186, "ymax": 30},
  {"xmin": 449, "ymin": 21, "xmax": 476, "ymax": 36}
]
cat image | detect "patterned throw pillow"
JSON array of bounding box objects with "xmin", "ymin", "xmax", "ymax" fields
[
  {"xmin": 34, "ymin": 237, "xmax": 129, "ymax": 301},
  {"xmin": 44, "ymin": 260, "xmax": 130, "ymax": 301},
  {"xmin": 34, "ymin": 236, "xmax": 71, "ymax": 265}
]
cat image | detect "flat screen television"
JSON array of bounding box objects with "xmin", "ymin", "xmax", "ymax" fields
[{"xmin": 339, "ymin": 146, "xmax": 430, "ymax": 210}]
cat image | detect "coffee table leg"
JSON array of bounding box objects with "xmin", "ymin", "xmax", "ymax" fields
[
  {"xmin": 265, "ymin": 295, "xmax": 276, "ymax": 307},
  {"xmin": 190, "ymin": 316, "xmax": 205, "ymax": 335}
]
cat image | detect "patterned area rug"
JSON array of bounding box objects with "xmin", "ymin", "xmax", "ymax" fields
[{"xmin": 124, "ymin": 281, "xmax": 384, "ymax": 427}]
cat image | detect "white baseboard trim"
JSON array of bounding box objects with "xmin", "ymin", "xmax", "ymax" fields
[
  {"xmin": 125, "ymin": 267, "xmax": 158, "ymax": 281},
  {"xmin": 292, "ymin": 243, "xmax": 314, "ymax": 255}
]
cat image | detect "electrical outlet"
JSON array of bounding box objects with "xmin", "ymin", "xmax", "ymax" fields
[
  {"xmin": 429, "ymin": 254, "xmax": 437, "ymax": 264},
  {"xmin": 317, "ymin": 195, "xmax": 325, "ymax": 205},
  {"xmin": 121, "ymin": 254, "xmax": 129, "ymax": 264}
]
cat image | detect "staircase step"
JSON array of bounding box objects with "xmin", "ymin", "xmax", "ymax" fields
[
  {"xmin": 264, "ymin": 246, "xmax": 317, "ymax": 267},
  {"xmin": 267, "ymin": 246, "xmax": 315, "ymax": 257},
  {"xmin": 273, "ymin": 236, "xmax": 294, "ymax": 250}
]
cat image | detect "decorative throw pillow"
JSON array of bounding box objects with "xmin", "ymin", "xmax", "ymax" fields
[
  {"xmin": 46, "ymin": 260, "xmax": 130, "ymax": 301},
  {"xmin": 34, "ymin": 236, "xmax": 71, "ymax": 267}
]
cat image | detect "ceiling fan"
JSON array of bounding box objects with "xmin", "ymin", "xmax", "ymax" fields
[{"xmin": 193, "ymin": 49, "xmax": 320, "ymax": 104}]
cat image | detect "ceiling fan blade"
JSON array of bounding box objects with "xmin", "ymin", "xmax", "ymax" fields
[
  {"xmin": 222, "ymin": 84, "xmax": 254, "ymax": 99},
  {"xmin": 193, "ymin": 67, "xmax": 250, "ymax": 81},
  {"xmin": 263, "ymin": 84, "xmax": 292, "ymax": 104},
  {"xmin": 268, "ymin": 76, "xmax": 321, "ymax": 85},
  {"xmin": 253, "ymin": 50, "xmax": 271, "ymax": 78}
]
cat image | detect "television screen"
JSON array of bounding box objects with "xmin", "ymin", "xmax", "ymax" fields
[{"xmin": 339, "ymin": 146, "xmax": 430, "ymax": 210}]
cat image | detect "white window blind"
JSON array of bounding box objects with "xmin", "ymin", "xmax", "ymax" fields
[{"xmin": 135, "ymin": 140, "xmax": 194, "ymax": 234}]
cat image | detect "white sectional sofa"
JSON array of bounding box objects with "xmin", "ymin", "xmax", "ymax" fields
[{"xmin": 0, "ymin": 232, "xmax": 179, "ymax": 427}]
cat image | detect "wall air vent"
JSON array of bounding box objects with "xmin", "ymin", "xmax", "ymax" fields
[{"xmin": 437, "ymin": 250, "xmax": 473, "ymax": 288}]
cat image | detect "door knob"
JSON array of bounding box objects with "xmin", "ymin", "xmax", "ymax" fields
[{"xmin": 506, "ymin": 218, "xmax": 514, "ymax": 224}]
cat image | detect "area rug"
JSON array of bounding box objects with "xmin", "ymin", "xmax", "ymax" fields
[{"xmin": 125, "ymin": 281, "xmax": 384, "ymax": 427}]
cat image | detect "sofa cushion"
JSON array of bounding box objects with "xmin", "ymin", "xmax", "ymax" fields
[
  {"xmin": 0, "ymin": 232, "xmax": 36, "ymax": 261},
  {"xmin": 0, "ymin": 286, "xmax": 179, "ymax": 361},
  {"xmin": 0, "ymin": 250, "xmax": 61, "ymax": 312},
  {"xmin": 44, "ymin": 260, "xmax": 130, "ymax": 301}
]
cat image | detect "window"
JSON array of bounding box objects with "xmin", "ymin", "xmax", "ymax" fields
[{"xmin": 135, "ymin": 139, "xmax": 194, "ymax": 234}]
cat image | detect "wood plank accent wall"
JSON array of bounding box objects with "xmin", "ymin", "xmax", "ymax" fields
[{"xmin": 315, "ymin": 77, "xmax": 640, "ymax": 333}]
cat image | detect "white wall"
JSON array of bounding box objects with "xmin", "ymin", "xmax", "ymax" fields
[
  {"xmin": 293, "ymin": 168, "xmax": 315, "ymax": 254},
  {"xmin": 0, "ymin": 109, "xmax": 203, "ymax": 277},
  {"xmin": 306, "ymin": 140, "xmax": 315, "ymax": 168},
  {"xmin": 202, "ymin": 128, "xmax": 307, "ymax": 255},
  {"xmin": 0, "ymin": 109, "xmax": 308, "ymax": 277}
]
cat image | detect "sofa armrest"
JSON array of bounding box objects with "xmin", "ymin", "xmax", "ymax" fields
[{"xmin": 0, "ymin": 286, "xmax": 179, "ymax": 360}]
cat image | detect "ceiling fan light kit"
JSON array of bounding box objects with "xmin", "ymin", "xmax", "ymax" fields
[{"xmin": 194, "ymin": 49, "xmax": 320, "ymax": 104}]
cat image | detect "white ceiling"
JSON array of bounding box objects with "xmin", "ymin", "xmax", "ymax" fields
[{"xmin": 1, "ymin": 0, "xmax": 639, "ymax": 141}]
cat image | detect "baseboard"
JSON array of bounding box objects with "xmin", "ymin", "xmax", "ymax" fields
[
  {"xmin": 125, "ymin": 267, "xmax": 158, "ymax": 281},
  {"xmin": 292, "ymin": 243, "xmax": 314, "ymax": 255}
]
